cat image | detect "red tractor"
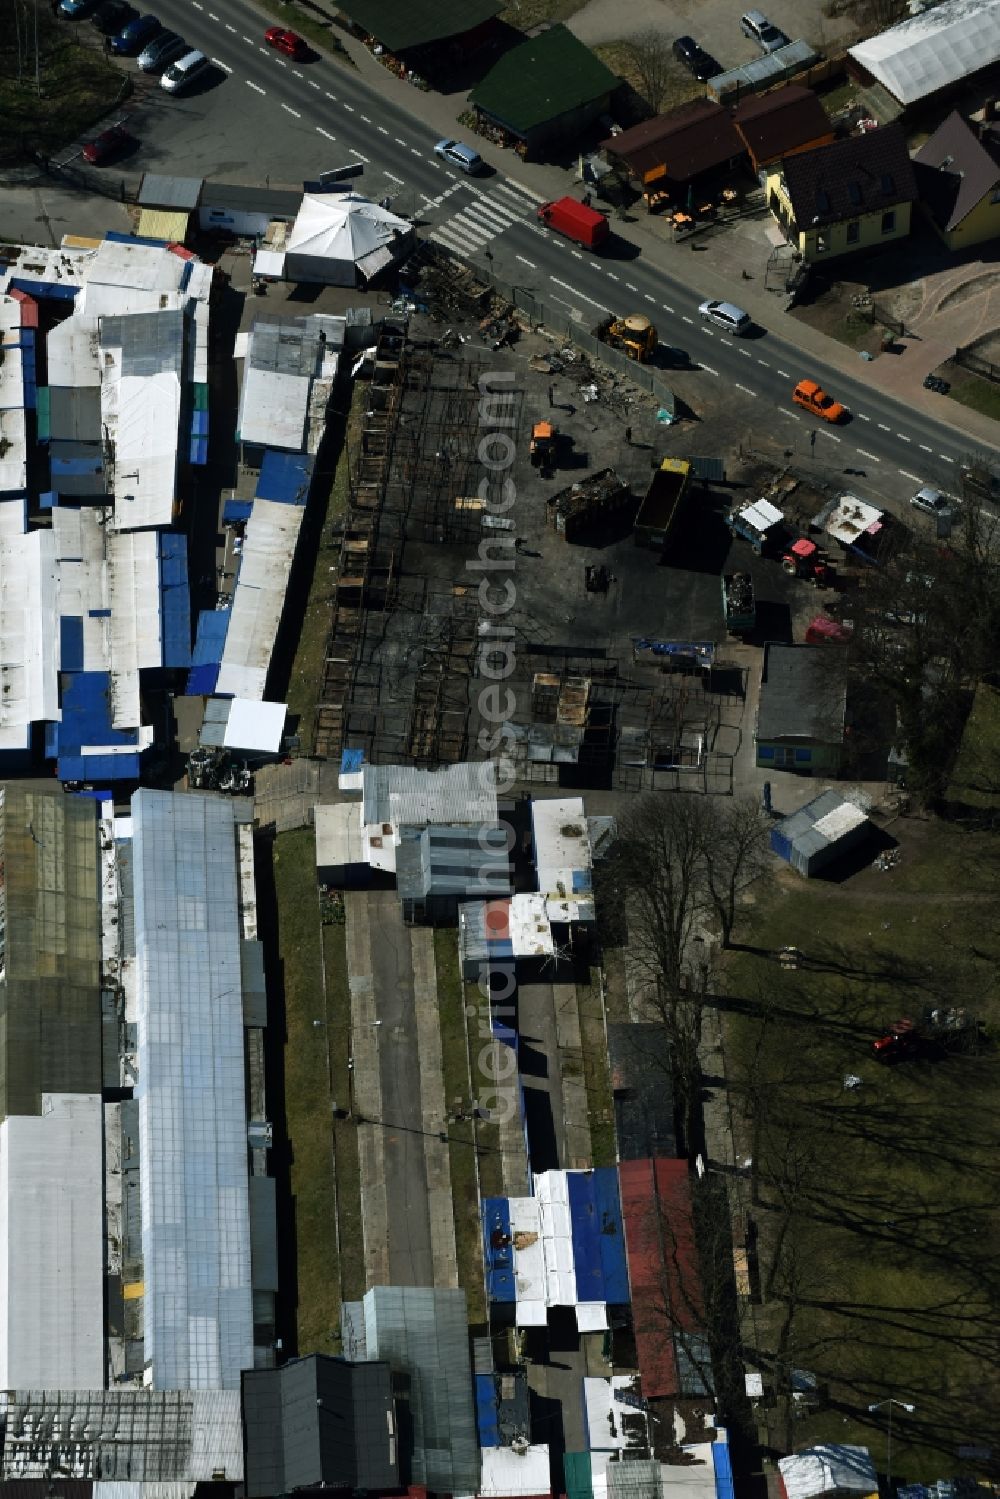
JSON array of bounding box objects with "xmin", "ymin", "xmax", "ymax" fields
[{"xmin": 782, "ymin": 536, "xmax": 834, "ymax": 586}]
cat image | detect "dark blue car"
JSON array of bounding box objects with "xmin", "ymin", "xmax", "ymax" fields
[
  {"xmin": 59, "ymin": 0, "xmax": 100, "ymax": 17},
  {"xmin": 111, "ymin": 12, "xmax": 160, "ymax": 52}
]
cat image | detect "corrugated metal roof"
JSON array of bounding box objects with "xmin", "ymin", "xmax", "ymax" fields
[
  {"xmin": 136, "ymin": 208, "xmax": 191, "ymax": 242},
  {"xmin": 138, "ymin": 173, "xmax": 204, "ymax": 209},
  {"xmin": 131, "ymin": 790, "xmax": 254, "ymax": 1390},
  {"xmin": 362, "ymin": 1285, "xmax": 480, "ymax": 1495},
  {"xmin": 1, "ymin": 1389, "xmax": 244, "ymax": 1481},
  {"xmin": 362, "ymin": 761, "xmax": 498, "ymax": 829},
  {"xmin": 0, "ymin": 1096, "xmax": 105, "ymax": 1389},
  {"xmin": 215, "ymin": 499, "xmax": 305, "ymax": 700},
  {"xmin": 0, "ymin": 529, "xmax": 60, "ymax": 733},
  {"xmin": 779, "ymin": 1446, "xmax": 877, "ymax": 1499}
]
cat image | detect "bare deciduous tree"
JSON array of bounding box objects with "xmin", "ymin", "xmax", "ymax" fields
[{"xmin": 622, "ymin": 28, "xmax": 676, "ymax": 113}]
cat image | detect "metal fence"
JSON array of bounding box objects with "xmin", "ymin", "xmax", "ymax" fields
[
  {"xmin": 954, "ymin": 346, "xmax": 1000, "ymax": 385},
  {"xmin": 476, "ymin": 267, "xmax": 677, "ymax": 416}
]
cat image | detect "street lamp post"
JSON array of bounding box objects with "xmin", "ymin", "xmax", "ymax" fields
[{"xmin": 868, "ymin": 1399, "xmax": 915, "ymax": 1496}]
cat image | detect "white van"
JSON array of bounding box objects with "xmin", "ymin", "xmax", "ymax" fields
[
  {"xmin": 161, "ymin": 48, "xmax": 211, "ymax": 91},
  {"xmin": 740, "ymin": 10, "xmax": 789, "ymax": 52},
  {"xmin": 698, "ymin": 299, "xmax": 752, "ymax": 334}
]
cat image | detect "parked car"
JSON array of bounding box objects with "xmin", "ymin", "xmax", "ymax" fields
[
  {"xmin": 138, "ymin": 28, "xmax": 186, "ymax": 69},
  {"xmin": 740, "ymin": 9, "xmax": 790, "ymax": 52},
  {"xmin": 59, "ymin": 0, "xmax": 100, "ymax": 18},
  {"xmin": 82, "ymin": 123, "xmax": 135, "ymax": 164},
  {"xmin": 110, "ymin": 13, "xmax": 160, "ymax": 53},
  {"xmin": 160, "ymin": 47, "xmax": 211, "ymax": 90},
  {"xmin": 910, "ymin": 485, "xmax": 953, "ymax": 517},
  {"xmin": 672, "ymin": 34, "xmax": 721, "ymax": 81},
  {"xmin": 264, "ymin": 25, "xmax": 309, "ymax": 57},
  {"xmin": 698, "ymin": 299, "xmax": 751, "ymax": 334},
  {"xmin": 792, "ymin": 379, "xmax": 846, "ymax": 423},
  {"xmin": 91, "ymin": 0, "xmax": 135, "ymax": 32},
  {"xmin": 434, "ymin": 138, "xmax": 485, "ymax": 174}
]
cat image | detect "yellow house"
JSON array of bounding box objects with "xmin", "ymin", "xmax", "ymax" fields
[
  {"xmin": 766, "ymin": 123, "xmax": 917, "ymax": 263},
  {"xmin": 914, "ymin": 110, "xmax": 1000, "ymax": 251}
]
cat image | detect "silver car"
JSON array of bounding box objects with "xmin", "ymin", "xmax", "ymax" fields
[
  {"xmin": 910, "ymin": 485, "xmax": 953, "ymax": 517},
  {"xmin": 138, "ymin": 28, "xmax": 185, "ymax": 69}
]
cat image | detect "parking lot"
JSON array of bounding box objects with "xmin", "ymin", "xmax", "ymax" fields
[{"xmin": 568, "ymin": 0, "xmax": 859, "ymax": 67}]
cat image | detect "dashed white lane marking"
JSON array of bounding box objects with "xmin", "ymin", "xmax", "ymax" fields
[
  {"xmin": 662, "ymin": 304, "xmax": 674, "ymax": 313},
  {"xmin": 877, "ymin": 422, "xmax": 891, "ymax": 431},
  {"xmin": 681, "ymin": 315, "xmax": 693, "ymax": 324},
  {"xmin": 736, "ymin": 383, "xmax": 756, "ymax": 397},
  {"xmin": 360, "ymin": 113, "xmax": 371, "ymax": 122},
  {"xmin": 856, "ymin": 412, "xmax": 871, "ymax": 421},
  {"xmin": 777, "ymin": 368, "xmax": 790, "ymax": 377},
  {"xmin": 316, "ymin": 126, "xmax": 335, "ymax": 140},
  {"xmin": 191, "ymin": 2, "xmax": 202, "ymax": 8},
  {"xmin": 515, "ymin": 255, "xmax": 537, "ymax": 269},
  {"xmin": 819, "ymin": 430, "xmax": 841, "ymax": 442},
  {"xmin": 383, "ymin": 171, "xmax": 404, "ymax": 184},
  {"xmin": 606, "ymin": 272, "xmax": 619, "ymax": 281},
  {"xmin": 787, "ymin": 412, "xmax": 801, "ymax": 421},
  {"xmin": 549, "ymin": 276, "xmax": 610, "ymax": 313},
  {"xmin": 738, "ymin": 348, "xmax": 752, "ymax": 358},
  {"xmin": 919, "ymin": 443, "xmax": 932, "ymax": 452},
  {"xmin": 207, "ymin": 9, "xmax": 219, "ymax": 16},
  {"xmin": 702, "ymin": 366, "xmax": 719, "ymax": 376},
  {"xmin": 571, "ymin": 250, "xmax": 583, "ymax": 259},
  {"xmin": 246, "ymin": 79, "xmax": 266, "ymax": 93},
  {"xmin": 377, "ymin": 124, "xmax": 388, "ymax": 133},
  {"xmin": 211, "ymin": 55, "xmax": 232, "ymax": 70},
  {"xmin": 589, "ymin": 260, "xmax": 601, "ymax": 270},
  {"xmin": 281, "ymin": 102, "xmax": 301, "ymax": 117},
  {"xmin": 410, "ymin": 147, "xmax": 422, "ymax": 156},
  {"xmin": 900, "ymin": 469, "xmax": 921, "ymax": 481},
  {"xmin": 292, "ymin": 68, "xmax": 303, "ymax": 77},
  {"xmin": 856, "ymin": 449, "xmax": 879, "ymax": 461},
  {"xmin": 352, "ymin": 149, "xmax": 370, "ymax": 162},
  {"xmin": 224, "ymin": 22, "xmax": 235, "ymax": 31},
  {"xmin": 343, "ymin": 102, "xmax": 354, "ymax": 111},
  {"xmin": 325, "ymin": 90, "xmax": 336, "ymax": 99},
  {"xmin": 395, "ymin": 136, "xmax": 407, "ymax": 146},
  {"xmin": 242, "ymin": 33, "xmax": 253, "ymax": 42},
  {"xmin": 309, "ymin": 78, "xmax": 319, "ymax": 88},
  {"xmin": 509, "ymin": 179, "xmax": 546, "ymax": 202},
  {"xmin": 940, "ymin": 454, "xmax": 955, "ymax": 463},
  {"xmin": 625, "ymin": 282, "xmax": 638, "ymax": 292},
  {"xmin": 644, "ymin": 293, "xmax": 655, "ymax": 303},
  {"xmin": 897, "ymin": 433, "xmax": 912, "ymax": 442},
  {"xmin": 273, "ymin": 55, "xmax": 287, "ymax": 65},
  {"xmin": 700, "ymin": 328, "xmax": 713, "ymax": 336},
  {"xmin": 756, "ymin": 359, "xmax": 769, "ymax": 367}
]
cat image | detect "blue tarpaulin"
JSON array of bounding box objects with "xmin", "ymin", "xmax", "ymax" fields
[
  {"xmin": 160, "ymin": 533, "xmax": 191, "ymax": 669},
  {"xmin": 475, "ymin": 1375, "xmax": 500, "ymax": 1448},
  {"xmin": 593, "ymin": 1167, "xmax": 629, "ymax": 1304},
  {"xmin": 256, "ymin": 449, "xmax": 314, "ymax": 506},
  {"xmin": 482, "ymin": 1197, "xmax": 516, "ymax": 1303},
  {"xmin": 340, "ymin": 747, "xmax": 365, "ymax": 772},
  {"xmin": 223, "ymin": 499, "xmax": 253, "ymax": 524},
  {"xmin": 191, "ymin": 607, "xmax": 230, "ymax": 666},
  {"xmin": 8, "ymin": 277, "xmax": 78, "ymax": 302},
  {"xmin": 60, "ymin": 614, "xmax": 85, "ymax": 671},
  {"xmin": 712, "ymin": 1434, "xmax": 735, "ymax": 1499},
  {"xmin": 185, "ymin": 663, "xmax": 220, "ymax": 695},
  {"xmin": 56, "ymin": 671, "xmax": 144, "ymax": 782},
  {"xmin": 568, "ymin": 1171, "xmax": 604, "ymax": 1304}
]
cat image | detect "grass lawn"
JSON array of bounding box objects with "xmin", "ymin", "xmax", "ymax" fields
[
  {"xmin": 0, "ymin": 22, "xmax": 126, "ymax": 166},
  {"xmin": 946, "ymin": 682, "xmax": 1000, "ymax": 814},
  {"xmin": 946, "ymin": 373, "xmax": 1000, "ymax": 424},
  {"xmin": 285, "ymin": 384, "xmax": 364, "ymax": 752},
  {"xmin": 500, "ymin": 0, "xmax": 587, "ymax": 26},
  {"xmin": 578, "ymin": 967, "xmax": 616, "ymax": 1167},
  {"xmin": 721, "ymin": 819, "xmax": 1000, "ymax": 1475},
  {"xmin": 273, "ymin": 828, "xmax": 341, "ymax": 1354},
  {"xmin": 592, "ymin": 41, "xmax": 704, "ymax": 115},
  {"xmin": 434, "ymin": 930, "xmax": 487, "ymax": 1324}
]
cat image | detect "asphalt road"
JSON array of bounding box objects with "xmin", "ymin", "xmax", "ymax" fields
[{"xmin": 93, "ymin": 0, "xmax": 1000, "ymax": 492}]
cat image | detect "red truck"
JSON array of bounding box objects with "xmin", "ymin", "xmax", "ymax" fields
[{"xmin": 536, "ymin": 197, "xmax": 610, "ymax": 249}]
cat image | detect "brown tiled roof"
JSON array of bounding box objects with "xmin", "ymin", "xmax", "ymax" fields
[
  {"xmin": 601, "ymin": 98, "xmax": 743, "ymax": 183},
  {"xmin": 732, "ymin": 85, "xmax": 833, "ymax": 165},
  {"xmin": 913, "ymin": 110, "xmax": 1000, "ymax": 232},
  {"xmin": 779, "ymin": 122, "xmax": 917, "ymax": 228}
]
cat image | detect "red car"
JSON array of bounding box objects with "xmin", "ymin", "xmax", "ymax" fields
[
  {"xmin": 82, "ymin": 123, "xmax": 134, "ymax": 165},
  {"xmin": 264, "ymin": 25, "xmax": 307, "ymax": 57}
]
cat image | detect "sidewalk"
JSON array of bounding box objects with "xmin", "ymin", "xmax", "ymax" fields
[{"xmin": 319, "ymin": 18, "xmax": 1000, "ymax": 453}]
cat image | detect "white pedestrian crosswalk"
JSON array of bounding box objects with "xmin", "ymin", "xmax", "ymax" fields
[{"xmin": 428, "ymin": 179, "xmax": 544, "ymax": 258}]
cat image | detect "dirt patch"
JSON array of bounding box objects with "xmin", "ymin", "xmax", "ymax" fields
[
  {"xmin": 790, "ymin": 273, "xmax": 883, "ymax": 354},
  {"xmin": 935, "ymin": 269, "xmax": 1000, "ymax": 315}
]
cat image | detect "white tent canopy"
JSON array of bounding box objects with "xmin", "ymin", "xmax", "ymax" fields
[
  {"xmin": 285, "ymin": 193, "xmax": 413, "ymax": 285},
  {"xmin": 849, "ymin": 0, "xmax": 1000, "ymax": 106}
]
